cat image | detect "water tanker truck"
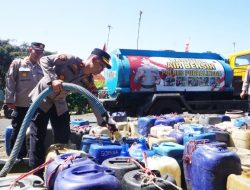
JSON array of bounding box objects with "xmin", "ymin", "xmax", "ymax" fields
[{"xmin": 102, "ymin": 49, "xmax": 247, "ymax": 116}]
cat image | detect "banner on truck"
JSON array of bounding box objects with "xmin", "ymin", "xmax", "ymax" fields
[{"xmin": 128, "ymin": 56, "xmax": 225, "ymax": 92}]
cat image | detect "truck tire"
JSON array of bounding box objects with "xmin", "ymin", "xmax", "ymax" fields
[{"xmin": 148, "ymin": 100, "xmax": 182, "ymax": 115}]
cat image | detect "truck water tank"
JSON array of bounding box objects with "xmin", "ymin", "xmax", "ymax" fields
[{"xmin": 104, "ymin": 49, "xmax": 233, "ymax": 96}]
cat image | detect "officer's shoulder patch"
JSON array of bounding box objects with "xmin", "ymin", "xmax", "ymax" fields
[{"xmin": 58, "ymin": 54, "xmax": 68, "ymax": 61}]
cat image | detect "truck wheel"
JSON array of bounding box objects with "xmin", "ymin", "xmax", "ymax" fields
[{"xmin": 148, "ymin": 100, "xmax": 182, "ymax": 115}]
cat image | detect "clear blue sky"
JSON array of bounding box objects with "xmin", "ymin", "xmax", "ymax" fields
[{"xmin": 1, "ymin": 0, "xmax": 249, "ymax": 58}]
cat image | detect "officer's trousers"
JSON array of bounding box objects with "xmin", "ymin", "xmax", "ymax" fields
[
  {"xmin": 29, "ymin": 105, "xmax": 70, "ymax": 177},
  {"xmin": 248, "ymin": 95, "xmax": 250, "ymax": 112},
  {"xmin": 11, "ymin": 107, "xmax": 28, "ymax": 158}
]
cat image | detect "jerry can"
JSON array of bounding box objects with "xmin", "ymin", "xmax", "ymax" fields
[
  {"xmin": 152, "ymin": 142, "xmax": 184, "ymax": 164},
  {"xmin": 102, "ymin": 156, "xmax": 139, "ymax": 180},
  {"xmin": 154, "ymin": 116, "xmax": 176, "ymax": 127},
  {"xmin": 70, "ymin": 118, "xmax": 89, "ymax": 126},
  {"xmin": 143, "ymin": 156, "xmax": 182, "ymax": 187},
  {"xmin": 183, "ymin": 140, "xmax": 228, "ymax": 190},
  {"xmin": 192, "ymin": 145, "xmax": 241, "ymax": 190},
  {"xmin": 121, "ymin": 169, "xmax": 178, "ymax": 190},
  {"xmin": 183, "ymin": 132, "xmax": 216, "ymax": 145},
  {"xmin": 168, "ymin": 129, "xmax": 184, "ymax": 144},
  {"xmin": 128, "ymin": 138, "xmax": 155, "ymax": 161},
  {"xmin": 231, "ymin": 128, "xmax": 250, "ymax": 149},
  {"xmin": 228, "ymin": 147, "xmax": 250, "ymax": 171},
  {"xmin": 81, "ymin": 134, "xmax": 112, "ymax": 153},
  {"xmin": 148, "ymin": 136, "xmax": 177, "ymax": 149},
  {"xmin": 138, "ymin": 116, "xmax": 157, "ymax": 136},
  {"xmin": 88, "ymin": 144, "xmax": 122, "ymax": 164},
  {"xmin": 150, "ymin": 124, "xmax": 173, "ymax": 138},
  {"xmin": 4, "ymin": 125, "xmax": 12, "ymax": 156},
  {"xmin": 227, "ymin": 172, "xmax": 250, "ymax": 190},
  {"xmin": 45, "ymin": 152, "xmax": 95, "ymax": 190},
  {"xmin": 89, "ymin": 126, "xmax": 111, "ymax": 136},
  {"xmin": 0, "ymin": 175, "xmax": 45, "ymax": 190},
  {"xmin": 54, "ymin": 164, "xmax": 121, "ymax": 190}
]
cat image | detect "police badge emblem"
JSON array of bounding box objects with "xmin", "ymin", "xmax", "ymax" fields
[{"xmin": 58, "ymin": 54, "xmax": 67, "ymax": 61}]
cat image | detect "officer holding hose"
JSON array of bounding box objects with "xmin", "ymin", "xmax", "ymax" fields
[{"xmin": 28, "ymin": 48, "xmax": 117, "ymax": 177}]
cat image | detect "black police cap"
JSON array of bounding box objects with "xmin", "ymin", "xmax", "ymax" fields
[
  {"xmin": 31, "ymin": 42, "xmax": 45, "ymax": 50},
  {"xmin": 91, "ymin": 48, "xmax": 111, "ymax": 69}
]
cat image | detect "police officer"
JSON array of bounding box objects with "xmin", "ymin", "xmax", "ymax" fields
[
  {"xmin": 134, "ymin": 57, "xmax": 161, "ymax": 92},
  {"xmin": 28, "ymin": 48, "xmax": 114, "ymax": 177},
  {"xmin": 240, "ymin": 65, "xmax": 250, "ymax": 113},
  {"xmin": 4, "ymin": 42, "xmax": 45, "ymax": 158}
]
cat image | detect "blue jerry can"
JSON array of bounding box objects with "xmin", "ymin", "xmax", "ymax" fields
[
  {"xmin": 54, "ymin": 164, "xmax": 121, "ymax": 190},
  {"xmin": 88, "ymin": 144, "xmax": 122, "ymax": 164},
  {"xmin": 45, "ymin": 152, "xmax": 95, "ymax": 190},
  {"xmin": 191, "ymin": 145, "xmax": 241, "ymax": 190}
]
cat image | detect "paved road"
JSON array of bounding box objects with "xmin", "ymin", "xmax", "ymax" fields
[
  {"xmin": 0, "ymin": 112, "xmax": 98, "ymax": 133},
  {"xmin": 0, "ymin": 117, "xmax": 11, "ymax": 133}
]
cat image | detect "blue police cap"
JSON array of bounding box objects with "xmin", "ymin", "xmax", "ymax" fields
[
  {"xmin": 31, "ymin": 42, "xmax": 45, "ymax": 51},
  {"xmin": 91, "ymin": 48, "xmax": 111, "ymax": 69}
]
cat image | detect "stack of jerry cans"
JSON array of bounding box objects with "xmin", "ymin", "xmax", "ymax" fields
[{"xmin": 191, "ymin": 145, "xmax": 241, "ymax": 190}]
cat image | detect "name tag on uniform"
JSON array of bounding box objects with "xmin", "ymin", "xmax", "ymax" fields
[
  {"xmin": 19, "ymin": 67, "xmax": 30, "ymax": 77},
  {"xmin": 19, "ymin": 67, "xmax": 31, "ymax": 72}
]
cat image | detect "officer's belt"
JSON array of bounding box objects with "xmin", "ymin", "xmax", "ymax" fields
[{"xmin": 141, "ymin": 84, "xmax": 156, "ymax": 88}]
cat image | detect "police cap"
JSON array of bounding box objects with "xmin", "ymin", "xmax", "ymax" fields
[
  {"xmin": 31, "ymin": 42, "xmax": 45, "ymax": 51},
  {"xmin": 91, "ymin": 48, "xmax": 111, "ymax": 69}
]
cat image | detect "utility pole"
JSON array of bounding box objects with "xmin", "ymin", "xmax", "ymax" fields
[
  {"xmin": 233, "ymin": 42, "xmax": 236, "ymax": 52},
  {"xmin": 137, "ymin": 11, "xmax": 143, "ymax": 49},
  {"xmin": 106, "ymin": 25, "xmax": 112, "ymax": 50}
]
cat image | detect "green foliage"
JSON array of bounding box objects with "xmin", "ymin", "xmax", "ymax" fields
[
  {"xmin": 66, "ymin": 93, "xmax": 92, "ymax": 114},
  {"xmin": 0, "ymin": 40, "xmax": 27, "ymax": 87}
]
